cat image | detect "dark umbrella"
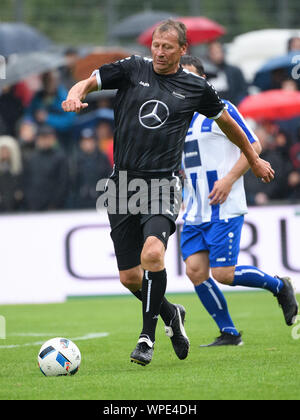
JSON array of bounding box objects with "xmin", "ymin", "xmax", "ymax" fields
[
  {"xmin": 0, "ymin": 51, "xmax": 67, "ymax": 89},
  {"xmin": 253, "ymin": 51, "xmax": 300, "ymax": 90},
  {"xmin": 238, "ymin": 90, "xmax": 300, "ymax": 121},
  {"xmin": 0, "ymin": 22, "xmax": 52, "ymax": 57},
  {"xmin": 109, "ymin": 10, "xmax": 178, "ymax": 39},
  {"xmin": 138, "ymin": 16, "xmax": 226, "ymax": 47}
]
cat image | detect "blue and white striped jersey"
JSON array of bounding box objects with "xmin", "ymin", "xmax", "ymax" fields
[{"xmin": 183, "ymin": 100, "xmax": 258, "ymax": 224}]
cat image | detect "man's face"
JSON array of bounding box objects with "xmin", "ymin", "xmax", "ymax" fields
[
  {"xmin": 290, "ymin": 37, "xmax": 300, "ymax": 51},
  {"xmin": 80, "ymin": 137, "xmax": 96, "ymax": 154},
  {"xmin": 208, "ymin": 42, "xmax": 224, "ymax": 66},
  {"xmin": 151, "ymin": 29, "xmax": 187, "ymax": 75},
  {"xmin": 0, "ymin": 146, "xmax": 11, "ymax": 162},
  {"xmin": 36, "ymin": 134, "xmax": 56, "ymax": 150},
  {"xmin": 19, "ymin": 122, "xmax": 36, "ymax": 143}
]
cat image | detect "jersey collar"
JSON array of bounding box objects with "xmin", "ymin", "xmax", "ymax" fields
[{"xmin": 152, "ymin": 64, "xmax": 183, "ymax": 78}]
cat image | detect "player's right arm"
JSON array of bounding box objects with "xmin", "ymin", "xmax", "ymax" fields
[
  {"xmin": 197, "ymin": 80, "xmax": 274, "ymax": 183},
  {"xmin": 62, "ymin": 55, "xmax": 138, "ymax": 113},
  {"xmin": 62, "ymin": 76, "xmax": 98, "ymax": 113},
  {"xmin": 215, "ymin": 110, "xmax": 274, "ymax": 183}
]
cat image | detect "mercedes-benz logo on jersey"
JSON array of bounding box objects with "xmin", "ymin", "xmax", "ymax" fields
[{"xmin": 139, "ymin": 100, "xmax": 169, "ymax": 130}]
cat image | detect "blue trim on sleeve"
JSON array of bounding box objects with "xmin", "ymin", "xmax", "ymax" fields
[
  {"xmin": 222, "ymin": 100, "xmax": 256, "ymax": 144},
  {"xmin": 187, "ymin": 113, "xmax": 200, "ymax": 135}
]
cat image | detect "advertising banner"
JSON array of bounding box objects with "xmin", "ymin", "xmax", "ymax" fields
[{"xmin": 0, "ymin": 205, "xmax": 299, "ymax": 304}]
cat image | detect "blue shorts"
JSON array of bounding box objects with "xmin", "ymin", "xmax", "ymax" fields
[{"xmin": 180, "ymin": 216, "xmax": 244, "ymax": 267}]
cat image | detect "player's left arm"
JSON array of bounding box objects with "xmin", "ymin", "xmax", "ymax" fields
[
  {"xmin": 208, "ymin": 140, "xmax": 262, "ymax": 205},
  {"xmin": 215, "ymin": 109, "xmax": 274, "ymax": 183}
]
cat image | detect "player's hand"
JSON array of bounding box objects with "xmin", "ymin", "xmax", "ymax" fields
[
  {"xmin": 61, "ymin": 98, "xmax": 89, "ymax": 113},
  {"xmin": 250, "ymin": 158, "xmax": 275, "ymax": 183},
  {"xmin": 208, "ymin": 177, "xmax": 233, "ymax": 205}
]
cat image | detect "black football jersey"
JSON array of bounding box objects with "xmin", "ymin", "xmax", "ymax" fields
[{"xmin": 96, "ymin": 55, "xmax": 224, "ymax": 172}]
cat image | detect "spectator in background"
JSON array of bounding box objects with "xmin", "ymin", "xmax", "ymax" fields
[
  {"xmin": 0, "ymin": 136, "xmax": 24, "ymax": 212},
  {"xmin": 244, "ymin": 122, "xmax": 289, "ymax": 205},
  {"xmin": 72, "ymin": 128, "xmax": 111, "ymax": 209},
  {"xmin": 267, "ymin": 38, "xmax": 300, "ymax": 90},
  {"xmin": 0, "ymin": 115, "xmax": 6, "ymax": 136},
  {"xmin": 0, "ymin": 85, "xmax": 24, "ymax": 137},
  {"xmin": 287, "ymin": 170, "xmax": 300, "ymax": 201},
  {"xmin": 287, "ymin": 129, "xmax": 300, "ymax": 201},
  {"xmin": 23, "ymin": 125, "xmax": 69, "ymax": 211},
  {"xmin": 281, "ymin": 78, "xmax": 299, "ymax": 91},
  {"xmin": 95, "ymin": 119, "xmax": 114, "ymax": 167},
  {"xmin": 17, "ymin": 119, "xmax": 37, "ymax": 165},
  {"xmin": 276, "ymin": 78, "xmax": 300, "ymax": 146},
  {"xmin": 287, "ymin": 36, "xmax": 300, "ymax": 52},
  {"xmin": 206, "ymin": 41, "xmax": 248, "ymax": 105},
  {"xmin": 270, "ymin": 68, "xmax": 289, "ymax": 90},
  {"xmin": 59, "ymin": 47, "xmax": 80, "ymax": 91},
  {"xmin": 25, "ymin": 70, "xmax": 76, "ymax": 151},
  {"xmin": 14, "ymin": 81, "xmax": 34, "ymax": 108}
]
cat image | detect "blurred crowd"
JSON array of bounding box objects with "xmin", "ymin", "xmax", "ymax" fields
[
  {"xmin": 0, "ymin": 37, "xmax": 300, "ymax": 213},
  {"xmin": 0, "ymin": 47, "xmax": 114, "ymax": 212}
]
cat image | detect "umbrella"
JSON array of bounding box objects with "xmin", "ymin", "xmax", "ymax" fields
[
  {"xmin": 0, "ymin": 51, "xmax": 67, "ymax": 89},
  {"xmin": 0, "ymin": 22, "xmax": 52, "ymax": 57},
  {"xmin": 238, "ymin": 90, "xmax": 300, "ymax": 121},
  {"xmin": 138, "ymin": 16, "xmax": 226, "ymax": 48},
  {"xmin": 109, "ymin": 10, "xmax": 178, "ymax": 39},
  {"xmin": 227, "ymin": 29, "xmax": 300, "ymax": 82},
  {"xmin": 73, "ymin": 49, "xmax": 132, "ymax": 81},
  {"xmin": 253, "ymin": 50, "xmax": 300, "ymax": 90}
]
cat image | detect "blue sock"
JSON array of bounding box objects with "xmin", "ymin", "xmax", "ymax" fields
[
  {"xmin": 233, "ymin": 265, "xmax": 284, "ymax": 295},
  {"xmin": 195, "ymin": 278, "xmax": 239, "ymax": 336}
]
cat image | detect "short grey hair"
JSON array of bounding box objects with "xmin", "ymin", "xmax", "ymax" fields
[{"xmin": 152, "ymin": 19, "xmax": 187, "ymax": 47}]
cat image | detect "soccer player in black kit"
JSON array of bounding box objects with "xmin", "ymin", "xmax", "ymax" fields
[{"xmin": 62, "ymin": 20, "xmax": 274, "ymax": 366}]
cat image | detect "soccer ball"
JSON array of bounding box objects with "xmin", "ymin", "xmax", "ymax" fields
[{"xmin": 38, "ymin": 337, "xmax": 81, "ymax": 376}]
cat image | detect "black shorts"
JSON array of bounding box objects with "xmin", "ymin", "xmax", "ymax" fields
[{"xmin": 106, "ymin": 169, "xmax": 182, "ymax": 271}]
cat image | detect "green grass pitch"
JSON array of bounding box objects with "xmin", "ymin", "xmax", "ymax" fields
[{"xmin": 0, "ymin": 291, "xmax": 299, "ymax": 400}]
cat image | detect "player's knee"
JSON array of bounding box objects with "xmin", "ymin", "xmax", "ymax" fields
[
  {"xmin": 141, "ymin": 237, "xmax": 164, "ymax": 270},
  {"xmin": 141, "ymin": 248, "xmax": 163, "ymax": 270},
  {"xmin": 212, "ymin": 267, "xmax": 234, "ymax": 285},
  {"xmin": 119, "ymin": 268, "xmax": 142, "ymax": 291},
  {"xmin": 186, "ymin": 265, "xmax": 209, "ymax": 286}
]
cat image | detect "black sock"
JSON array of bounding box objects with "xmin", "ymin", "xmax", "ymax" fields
[
  {"xmin": 131, "ymin": 289, "xmax": 143, "ymax": 301},
  {"xmin": 131, "ymin": 286, "xmax": 176, "ymax": 326},
  {"xmin": 140, "ymin": 269, "xmax": 167, "ymax": 343}
]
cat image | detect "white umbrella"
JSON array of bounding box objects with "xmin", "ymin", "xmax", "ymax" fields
[{"xmin": 227, "ymin": 29, "xmax": 300, "ymax": 82}]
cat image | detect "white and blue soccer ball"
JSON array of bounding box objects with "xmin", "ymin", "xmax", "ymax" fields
[{"xmin": 38, "ymin": 337, "xmax": 81, "ymax": 376}]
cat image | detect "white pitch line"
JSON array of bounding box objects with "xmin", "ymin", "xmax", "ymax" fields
[
  {"xmin": 0, "ymin": 332, "xmax": 109, "ymax": 349},
  {"xmin": 8, "ymin": 333, "xmax": 61, "ymax": 337}
]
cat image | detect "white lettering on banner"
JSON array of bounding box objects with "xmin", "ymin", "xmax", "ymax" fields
[{"xmin": 0, "ymin": 206, "xmax": 299, "ymax": 304}]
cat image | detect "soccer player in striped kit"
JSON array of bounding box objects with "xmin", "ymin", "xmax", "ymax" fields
[{"xmin": 180, "ymin": 55, "xmax": 298, "ymax": 346}]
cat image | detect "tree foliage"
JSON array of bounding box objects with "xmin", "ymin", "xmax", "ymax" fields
[{"xmin": 1, "ymin": 0, "xmax": 299, "ymax": 46}]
